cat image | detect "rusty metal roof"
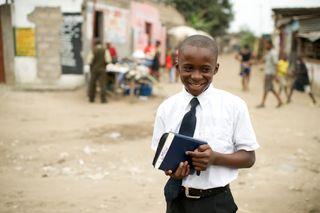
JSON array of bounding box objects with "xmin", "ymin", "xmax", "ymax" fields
[{"xmin": 272, "ymin": 7, "xmax": 320, "ymax": 17}]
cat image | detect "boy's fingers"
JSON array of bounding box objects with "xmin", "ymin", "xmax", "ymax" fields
[
  {"xmin": 180, "ymin": 161, "xmax": 187, "ymax": 175},
  {"xmin": 186, "ymin": 150, "xmax": 200, "ymax": 157},
  {"xmin": 174, "ymin": 162, "xmax": 184, "ymax": 177},
  {"xmin": 165, "ymin": 170, "xmax": 173, "ymax": 176},
  {"xmin": 198, "ymin": 144, "xmax": 210, "ymax": 151},
  {"xmin": 186, "ymin": 145, "xmax": 211, "ymax": 156}
]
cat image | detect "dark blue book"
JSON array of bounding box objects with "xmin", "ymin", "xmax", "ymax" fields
[{"xmin": 152, "ymin": 132, "xmax": 207, "ymax": 172}]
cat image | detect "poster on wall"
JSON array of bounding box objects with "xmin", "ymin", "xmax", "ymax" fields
[
  {"xmin": 103, "ymin": 6, "xmax": 129, "ymax": 44},
  {"xmin": 60, "ymin": 13, "xmax": 83, "ymax": 74},
  {"xmin": 15, "ymin": 28, "xmax": 36, "ymax": 56}
]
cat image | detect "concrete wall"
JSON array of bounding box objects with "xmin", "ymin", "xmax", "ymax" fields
[
  {"xmin": 84, "ymin": 1, "xmax": 166, "ymax": 62},
  {"xmin": 13, "ymin": 0, "xmax": 84, "ymax": 87},
  {"xmin": 92, "ymin": 2, "xmax": 131, "ymax": 58},
  {"xmin": 0, "ymin": 4, "xmax": 15, "ymax": 84},
  {"xmin": 28, "ymin": 7, "xmax": 63, "ymax": 82},
  {"xmin": 130, "ymin": 2, "xmax": 166, "ymax": 64}
]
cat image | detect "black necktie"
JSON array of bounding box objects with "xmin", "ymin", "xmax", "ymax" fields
[
  {"xmin": 179, "ymin": 97, "xmax": 199, "ymax": 137},
  {"xmin": 164, "ymin": 97, "xmax": 200, "ymax": 202}
]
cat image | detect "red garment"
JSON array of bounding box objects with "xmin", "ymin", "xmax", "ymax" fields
[
  {"xmin": 144, "ymin": 45, "xmax": 155, "ymax": 54},
  {"xmin": 166, "ymin": 54, "xmax": 173, "ymax": 69},
  {"xmin": 108, "ymin": 47, "xmax": 117, "ymax": 58}
]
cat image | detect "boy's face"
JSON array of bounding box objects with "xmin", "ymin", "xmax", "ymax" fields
[{"xmin": 177, "ymin": 45, "xmax": 219, "ymax": 96}]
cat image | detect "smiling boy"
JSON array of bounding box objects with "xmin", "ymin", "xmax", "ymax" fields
[{"xmin": 151, "ymin": 35, "xmax": 259, "ymax": 213}]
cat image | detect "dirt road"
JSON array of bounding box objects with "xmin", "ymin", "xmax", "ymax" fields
[{"xmin": 0, "ymin": 54, "xmax": 319, "ymax": 213}]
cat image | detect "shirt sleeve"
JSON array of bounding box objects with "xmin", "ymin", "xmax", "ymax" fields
[
  {"xmin": 233, "ymin": 99, "xmax": 259, "ymax": 151},
  {"xmin": 151, "ymin": 105, "xmax": 166, "ymax": 151},
  {"xmin": 86, "ymin": 51, "xmax": 93, "ymax": 65},
  {"xmin": 105, "ymin": 50, "xmax": 111, "ymax": 63},
  {"xmin": 272, "ymin": 50, "xmax": 278, "ymax": 67}
]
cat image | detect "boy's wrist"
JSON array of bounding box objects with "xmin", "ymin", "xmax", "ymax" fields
[{"xmin": 210, "ymin": 150, "xmax": 219, "ymax": 166}]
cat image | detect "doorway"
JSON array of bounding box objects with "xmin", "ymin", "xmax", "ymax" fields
[
  {"xmin": 0, "ymin": 14, "xmax": 5, "ymax": 83},
  {"xmin": 145, "ymin": 22, "xmax": 152, "ymax": 42},
  {"xmin": 93, "ymin": 11, "xmax": 103, "ymax": 44}
]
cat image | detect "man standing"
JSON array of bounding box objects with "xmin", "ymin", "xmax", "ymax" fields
[
  {"xmin": 257, "ymin": 40, "xmax": 283, "ymax": 108},
  {"xmin": 87, "ymin": 40, "xmax": 111, "ymax": 103}
]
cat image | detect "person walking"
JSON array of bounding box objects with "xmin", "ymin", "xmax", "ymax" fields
[
  {"xmin": 151, "ymin": 35, "xmax": 259, "ymax": 213},
  {"xmin": 87, "ymin": 40, "xmax": 111, "ymax": 103},
  {"xmin": 257, "ymin": 40, "xmax": 283, "ymax": 108},
  {"xmin": 235, "ymin": 44, "xmax": 253, "ymax": 91},
  {"xmin": 287, "ymin": 56, "xmax": 317, "ymax": 105},
  {"xmin": 276, "ymin": 53, "xmax": 289, "ymax": 99}
]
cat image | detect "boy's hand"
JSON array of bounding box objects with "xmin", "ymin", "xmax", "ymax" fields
[
  {"xmin": 186, "ymin": 144, "xmax": 215, "ymax": 172},
  {"xmin": 165, "ymin": 161, "xmax": 190, "ymax": 179}
]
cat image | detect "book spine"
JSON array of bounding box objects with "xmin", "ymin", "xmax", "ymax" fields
[{"xmin": 155, "ymin": 132, "xmax": 174, "ymax": 169}]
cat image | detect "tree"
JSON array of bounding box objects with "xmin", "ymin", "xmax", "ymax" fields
[
  {"xmin": 238, "ymin": 27, "xmax": 256, "ymax": 49},
  {"xmin": 163, "ymin": 0, "xmax": 233, "ymax": 36}
]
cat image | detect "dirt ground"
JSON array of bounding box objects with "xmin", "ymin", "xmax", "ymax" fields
[{"xmin": 0, "ymin": 54, "xmax": 320, "ymax": 213}]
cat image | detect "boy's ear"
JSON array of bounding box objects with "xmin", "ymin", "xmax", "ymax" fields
[{"xmin": 213, "ymin": 63, "xmax": 219, "ymax": 75}]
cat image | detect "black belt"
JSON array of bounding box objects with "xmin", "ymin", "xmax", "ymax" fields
[{"xmin": 182, "ymin": 185, "xmax": 229, "ymax": 199}]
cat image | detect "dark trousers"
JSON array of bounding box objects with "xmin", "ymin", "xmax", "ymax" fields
[
  {"xmin": 166, "ymin": 186, "xmax": 238, "ymax": 213},
  {"xmin": 89, "ymin": 70, "xmax": 106, "ymax": 102}
]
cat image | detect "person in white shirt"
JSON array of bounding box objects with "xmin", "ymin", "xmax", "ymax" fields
[
  {"xmin": 151, "ymin": 35, "xmax": 259, "ymax": 213},
  {"xmin": 256, "ymin": 39, "xmax": 283, "ymax": 108}
]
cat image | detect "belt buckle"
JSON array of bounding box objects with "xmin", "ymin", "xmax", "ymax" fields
[{"xmin": 184, "ymin": 187, "xmax": 201, "ymax": 199}]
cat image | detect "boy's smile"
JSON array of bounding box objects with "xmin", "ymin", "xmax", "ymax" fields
[{"xmin": 177, "ymin": 45, "xmax": 219, "ymax": 96}]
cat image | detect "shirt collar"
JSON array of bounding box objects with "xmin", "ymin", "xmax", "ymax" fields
[{"xmin": 181, "ymin": 84, "xmax": 215, "ymax": 109}]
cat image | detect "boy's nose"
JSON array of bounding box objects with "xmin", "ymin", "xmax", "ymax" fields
[{"xmin": 190, "ymin": 69, "xmax": 202, "ymax": 79}]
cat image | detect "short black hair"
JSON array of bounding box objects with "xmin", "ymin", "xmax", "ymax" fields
[{"xmin": 178, "ymin": 35, "xmax": 218, "ymax": 57}]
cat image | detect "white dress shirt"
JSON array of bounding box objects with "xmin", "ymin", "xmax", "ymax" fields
[{"xmin": 151, "ymin": 85, "xmax": 259, "ymax": 189}]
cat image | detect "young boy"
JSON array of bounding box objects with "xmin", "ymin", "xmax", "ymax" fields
[
  {"xmin": 151, "ymin": 35, "xmax": 259, "ymax": 213},
  {"xmin": 276, "ymin": 53, "xmax": 289, "ymax": 99}
]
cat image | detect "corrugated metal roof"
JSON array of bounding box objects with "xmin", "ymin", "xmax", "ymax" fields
[
  {"xmin": 299, "ymin": 17, "xmax": 320, "ymax": 33},
  {"xmin": 272, "ymin": 7, "xmax": 320, "ymax": 17}
]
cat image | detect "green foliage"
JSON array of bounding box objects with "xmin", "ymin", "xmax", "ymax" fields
[
  {"xmin": 164, "ymin": 0, "xmax": 233, "ymax": 36},
  {"xmin": 238, "ymin": 27, "xmax": 256, "ymax": 49}
]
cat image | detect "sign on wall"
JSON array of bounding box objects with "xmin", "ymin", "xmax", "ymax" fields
[
  {"xmin": 60, "ymin": 13, "xmax": 83, "ymax": 74},
  {"xmin": 15, "ymin": 28, "xmax": 36, "ymax": 56},
  {"xmin": 103, "ymin": 5, "xmax": 129, "ymax": 44}
]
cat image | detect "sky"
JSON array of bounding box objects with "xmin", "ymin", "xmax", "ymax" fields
[
  {"xmin": 229, "ymin": 0, "xmax": 320, "ymax": 36},
  {"xmin": 1, "ymin": 0, "xmax": 319, "ymax": 36}
]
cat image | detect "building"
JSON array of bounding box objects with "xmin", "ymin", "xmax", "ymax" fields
[
  {"xmin": 0, "ymin": 0, "xmax": 182, "ymax": 89},
  {"xmin": 0, "ymin": 0, "xmax": 84, "ymax": 89},
  {"xmin": 272, "ymin": 7, "xmax": 320, "ymax": 95}
]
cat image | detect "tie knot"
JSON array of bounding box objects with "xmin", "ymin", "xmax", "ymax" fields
[{"xmin": 190, "ymin": 97, "xmax": 199, "ymax": 109}]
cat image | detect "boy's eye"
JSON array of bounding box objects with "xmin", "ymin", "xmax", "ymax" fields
[
  {"xmin": 182, "ymin": 65, "xmax": 193, "ymax": 72},
  {"xmin": 201, "ymin": 66, "xmax": 212, "ymax": 73}
]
